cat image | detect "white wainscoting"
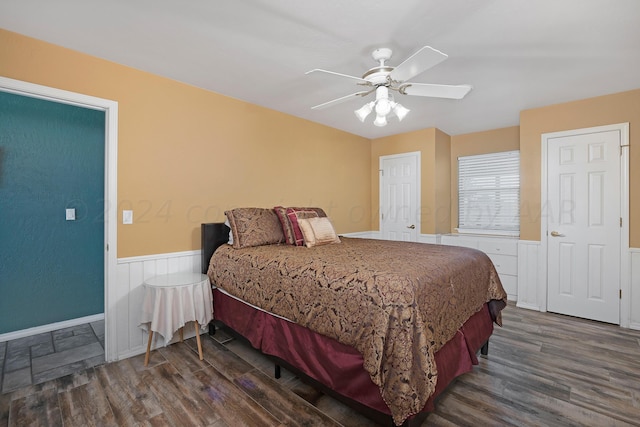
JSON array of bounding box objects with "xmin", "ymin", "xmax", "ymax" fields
[
  {"xmin": 517, "ymin": 240, "xmax": 543, "ymax": 311},
  {"xmin": 517, "ymin": 242, "xmax": 640, "ymax": 330},
  {"xmin": 112, "ymin": 234, "xmax": 435, "ymax": 360},
  {"xmin": 110, "ymin": 244, "xmax": 640, "ymax": 360},
  {"xmin": 114, "ymin": 250, "xmax": 202, "ymax": 360},
  {"xmin": 418, "ymin": 234, "xmax": 441, "ymax": 244},
  {"xmin": 630, "ymin": 249, "xmax": 640, "ymax": 330}
]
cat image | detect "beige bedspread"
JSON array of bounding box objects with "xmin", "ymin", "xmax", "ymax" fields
[{"xmin": 208, "ymin": 237, "xmax": 506, "ymax": 425}]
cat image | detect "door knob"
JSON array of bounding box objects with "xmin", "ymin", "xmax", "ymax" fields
[
  {"xmin": 407, "ymin": 224, "xmax": 415, "ymax": 229},
  {"xmin": 550, "ymin": 231, "xmax": 564, "ymax": 237}
]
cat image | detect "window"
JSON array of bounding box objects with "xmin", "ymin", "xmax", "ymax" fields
[{"xmin": 457, "ymin": 150, "xmax": 520, "ymax": 236}]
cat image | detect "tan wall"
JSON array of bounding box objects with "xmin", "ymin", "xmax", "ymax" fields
[
  {"xmin": 434, "ymin": 129, "xmax": 452, "ymax": 233},
  {"xmin": 5, "ymin": 29, "xmax": 638, "ymax": 249},
  {"xmin": 0, "ymin": 29, "xmax": 372, "ymax": 257},
  {"xmin": 520, "ymin": 90, "xmax": 640, "ymax": 246},
  {"xmin": 450, "ymin": 126, "xmax": 520, "ymax": 233},
  {"xmin": 371, "ymin": 128, "xmax": 451, "ymax": 234}
]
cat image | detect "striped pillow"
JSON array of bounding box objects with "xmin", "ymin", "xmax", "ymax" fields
[{"xmin": 274, "ymin": 206, "xmax": 327, "ymax": 245}]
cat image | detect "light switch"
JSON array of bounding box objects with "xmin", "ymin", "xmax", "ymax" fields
[
  {"xmin": 66, "ymin": 208, "xmax": 76, "ymax": 221},
  {"xmin": 123, "ymin": 210, "xmax": 133, "ymax": 224}
]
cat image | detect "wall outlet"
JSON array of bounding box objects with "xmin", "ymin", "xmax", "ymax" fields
[
  {"xmin": 65, "ymin": 208, "xmax": 76, "ymax": 221},
  {"xmin": 122, "ymin": 210, "xmax": 133, "ymax": 224}
]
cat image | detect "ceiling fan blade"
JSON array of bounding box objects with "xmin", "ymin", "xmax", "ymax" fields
[
  {"xmin": 305, "ymin": 68, "xmax": 368, "ymax": 84},
  {"xmin": 390, "ymin": 46, "xmax": 448, "ymax": 82},
  {"xmin": 401, "ymin": 83, "xmax": 472, "ymax": 99},
  {"xmin": 311, "ymin": 90, "xmax": 372, "ymax": 110}
]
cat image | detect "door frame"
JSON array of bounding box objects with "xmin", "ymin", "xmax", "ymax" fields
[
  {"xmin": 0, "ymin": 76, "xmax": 119, "ymax": 360},
  {"xmin": 540, "ymin": 123, "xmax": 630, "ymax": 327},
  {"xmin": 379, "ymin": 151, "xmax": 421, "ymax": 240}
]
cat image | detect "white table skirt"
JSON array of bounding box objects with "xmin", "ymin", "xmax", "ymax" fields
[{"xmin": 139, "ymin": 273, "xmax": 213, "ymax": 346}]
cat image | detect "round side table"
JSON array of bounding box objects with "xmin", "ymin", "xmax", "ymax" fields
[{"xmin": 140, "ymin": 272, "xmax": 213, "ymax": 366}]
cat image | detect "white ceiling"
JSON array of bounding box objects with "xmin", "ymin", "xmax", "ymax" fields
[{"xmin": 1, "ymin": 0, "xmax": 639, "ymax": 139}]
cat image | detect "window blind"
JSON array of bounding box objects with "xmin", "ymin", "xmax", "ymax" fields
[{"xmin": 458, "ymin": 150, "xmax": 520, "ymax": 235}]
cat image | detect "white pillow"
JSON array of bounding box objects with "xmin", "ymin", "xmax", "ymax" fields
[{"xmin": 297, "ymin": 217, "xmax": 340, "ymax": 248}]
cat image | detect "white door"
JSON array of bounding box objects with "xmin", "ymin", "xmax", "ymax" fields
[
  {"xmin": 546, "ymin": 129, "xmax": 621, "ymax": 324},
  {"xmin": 380, "ymin": 152, "xmax": 420, "ymax": 241}
]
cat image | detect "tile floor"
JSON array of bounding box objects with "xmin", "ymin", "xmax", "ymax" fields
[{"xmin": 0, "ymin": 320, "xmax": 105, "ymax": 394}]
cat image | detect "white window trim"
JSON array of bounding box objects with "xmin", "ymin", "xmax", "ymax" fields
[{"xmin": 457, "ymin": 150, "xmax": 520, "ymax": 237}]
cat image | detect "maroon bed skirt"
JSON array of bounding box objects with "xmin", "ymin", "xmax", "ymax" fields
[{"xmin": 212, "ymin": 288, "xmax": 494, "ymax": 419}]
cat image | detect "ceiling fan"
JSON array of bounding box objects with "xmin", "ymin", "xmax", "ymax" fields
[{"xmin": 306, "ymin": 46, "xmax": 472, "ymax": 127}]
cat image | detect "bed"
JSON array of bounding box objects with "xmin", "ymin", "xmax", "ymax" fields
[{"xmin": 202, "ymin": 207, "xmax": 507, "ymax": 426}]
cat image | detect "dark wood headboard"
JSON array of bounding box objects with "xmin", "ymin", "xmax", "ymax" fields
[{"xmin": 201, "ymin": 222, "xmax": 230, "ymax": 274}]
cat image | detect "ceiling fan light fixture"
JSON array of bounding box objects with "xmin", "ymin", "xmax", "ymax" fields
[
  {"xmin": 375, "ymin": 98, "xmax": 392, "ymax": 116},
  {"xmin": 373, "ymin": 114, "xmax": 387, "ymax": 127},
  {"xmin": 308, "ymin": 46, "xmax": 472, "ymax": 129},
  {"xmin": 393, "ymin": 103, "xmax": 410, "ymax": 121},
  {"xmin": 354, "ymin": 101, "xmax": 374, "ymax": 122},
  {"xmin": 355, "ymin": 93, "xmax": 408, "ymax": 127}
]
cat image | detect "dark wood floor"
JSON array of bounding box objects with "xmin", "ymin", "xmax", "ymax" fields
[{"xmin": 1, "ymin": 303, "xmax": 639, "ymax": 426}]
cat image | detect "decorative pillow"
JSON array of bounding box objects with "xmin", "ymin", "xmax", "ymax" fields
[
  {"xmin": 288, "ymin": 209, "xmax": 319, "ymax": 246},
  {"xmin": 224, "ymin": 217, "xmax": 233, "ymax": 245},
  {"xmin": 273, "ymin": 206, "xmax": 291, "ymax": 240},
  {"xmin": 274, "ymin": 206, "xmax": 328, "ymax": 245},
  {"xmin": 224, "ymin": 208, "xmax": 285, "ymax": 249},
  {"xmin": 297, "ymin": 217, "xmax": 341, "ymax": 248}
]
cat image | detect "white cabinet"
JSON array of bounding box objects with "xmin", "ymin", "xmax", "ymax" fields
[{"xmin": 440, "ymin": 234, "xmax": 518, "ymax": 301}]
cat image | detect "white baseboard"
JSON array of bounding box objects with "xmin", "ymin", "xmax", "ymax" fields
[
  {"xmin": 0, "ymin": 313, "xmax": 104, "ymax": 343},
  {"xmin": 515, "ymin": 301, "xmax": 542, "ymax": 311}
]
